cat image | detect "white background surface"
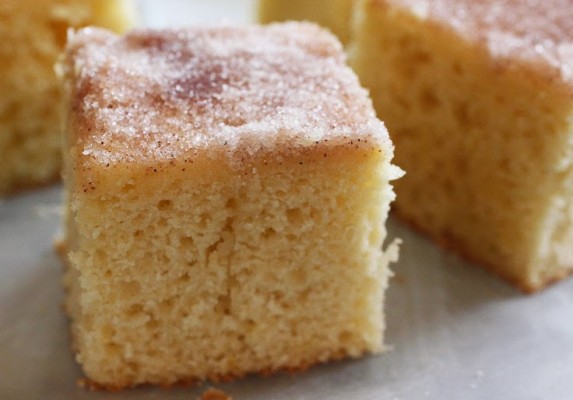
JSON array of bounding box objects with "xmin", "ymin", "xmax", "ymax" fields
[{"xmin": 2, "ymin": 1, "xmax": 573, "ymax": 399}]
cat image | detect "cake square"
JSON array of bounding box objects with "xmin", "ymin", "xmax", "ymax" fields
[
  {"xmin": 258, "ymin": 0, "xmax": 354, "ymax": 44},
  {"xmin": 60, "ymin": 23, "xmax": 401, "ymax": 388},
  {"xmin": 0, "ymin": 0, "xmax": 134, "ymax": 195},
  {"xmin": 350, "ymin": 0, "xmax": 573, "ymax": 291}
]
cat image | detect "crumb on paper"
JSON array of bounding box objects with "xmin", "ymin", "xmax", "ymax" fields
[{"xmin": 199, "ymin": 387, "xmax": 232, "ymax": 400}]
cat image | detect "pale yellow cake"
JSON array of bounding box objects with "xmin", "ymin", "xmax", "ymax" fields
[
  {"xmin": 258, "ymin": 0, "xmax": 354, "ymax": 44},
  {"xmin": 59, "ymin": 23, "xmax": 401, "ymax": 388},
  {"xmin": 0, "ymin": 0, "xmax": 134, "ymax": 195},
  {"xmin": 349, "ymin": 0, "xmax": 573, "ymax": 291}
]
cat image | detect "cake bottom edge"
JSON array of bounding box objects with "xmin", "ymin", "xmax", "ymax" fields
[
  {"xmin": 74, "ymin": 348, "xmax": 383, "ymax": 392},
  {"xmin": 392, "ymin": 207, "xmax": 573, "ymax": 293}
]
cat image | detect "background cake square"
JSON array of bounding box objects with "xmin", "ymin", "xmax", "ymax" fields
[
  {"xmin": 0, "ymin": 0, "xmax": 134, "ymax": 195},
  {"xmin": 258, "ymin": 0, "xmax": 354, "ymax": 44},
  {"xmin": 60, "ymin": 23, "xmax": 400, "ymax": 388},
  {"xmin": 350, "ymin": 0, "xmax": 573, "ymax": 291}
]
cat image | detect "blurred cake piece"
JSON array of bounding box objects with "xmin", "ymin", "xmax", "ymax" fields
[
  {"xmin": 350, "ymin": 0, "xmax": 573, "ymax": 291},
  {"xmin": 258, "ymin": 0, "xmax": 354, "ymax": 44},
  {"xmin": 0, "ymin": 0, "xmax": 134, "ymax": 195}
]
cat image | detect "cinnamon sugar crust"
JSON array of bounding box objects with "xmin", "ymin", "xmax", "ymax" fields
[
  {"xmin": 380, "ymin": 0, "xmax": 573, "ymax": 89},
  {"xmin": 62, "ymin": 24, "xmax": 391, "ymax": 169}
]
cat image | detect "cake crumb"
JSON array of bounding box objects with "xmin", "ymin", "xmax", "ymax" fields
[{"xmin": 200, "ymin": 387, "xmax": 232, "ymax": 400}]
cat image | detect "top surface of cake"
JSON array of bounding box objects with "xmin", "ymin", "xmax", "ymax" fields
[
  {"xmin": 382, "ymin": 0, "xmax": 573, "ymax": 87},
  {"xmin": 63, "ymin": 23, "xmax": 390, "ymax": 167}
]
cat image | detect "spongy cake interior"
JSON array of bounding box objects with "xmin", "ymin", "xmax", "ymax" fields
[
  {"xmin": 64, "ymin": 149, "xmax": 396, "ymax": 386},
  {"xmin": 350, "ymin": 0, "xmax": 573, "ymax": 291}
]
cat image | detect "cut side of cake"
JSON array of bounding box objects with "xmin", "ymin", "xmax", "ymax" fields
[
  {"xmin": 349, "ymin": 0, "xmax": 573, "ymax": 292},
  {"xmin": 0, "ymin": 0, "xmax": 134, "ymax": 196},
  {"xmin": 59, "ymin": 23, "xmax": 401, "ymax": 388},
  {"xmin": 258, "ymin": 0, "xmax": 354, "ymax": 44}
]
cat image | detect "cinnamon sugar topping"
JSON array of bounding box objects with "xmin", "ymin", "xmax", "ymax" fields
[
  {"xmin": 387, "ymin": 0, "xmax": 573, "ymax": 84},
  {"xmin": 64, "ymin": 23, "xmax": 389, "ymax": 166}
]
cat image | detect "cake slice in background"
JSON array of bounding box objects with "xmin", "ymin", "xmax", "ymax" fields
[
  {"xmin": 349, "ymin": 0, "xmax": 573, "ymax": 292},
  {"xmin": 258, "ymin": 0, "xmax": 354, "ymax": 44},
  {"xmin": 0, "ymin": 0, "xmax": 135, "ymax": 196},
  {"xmin": 59, "ymin": 23, "xmax": 401, "ymax": 388}
]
